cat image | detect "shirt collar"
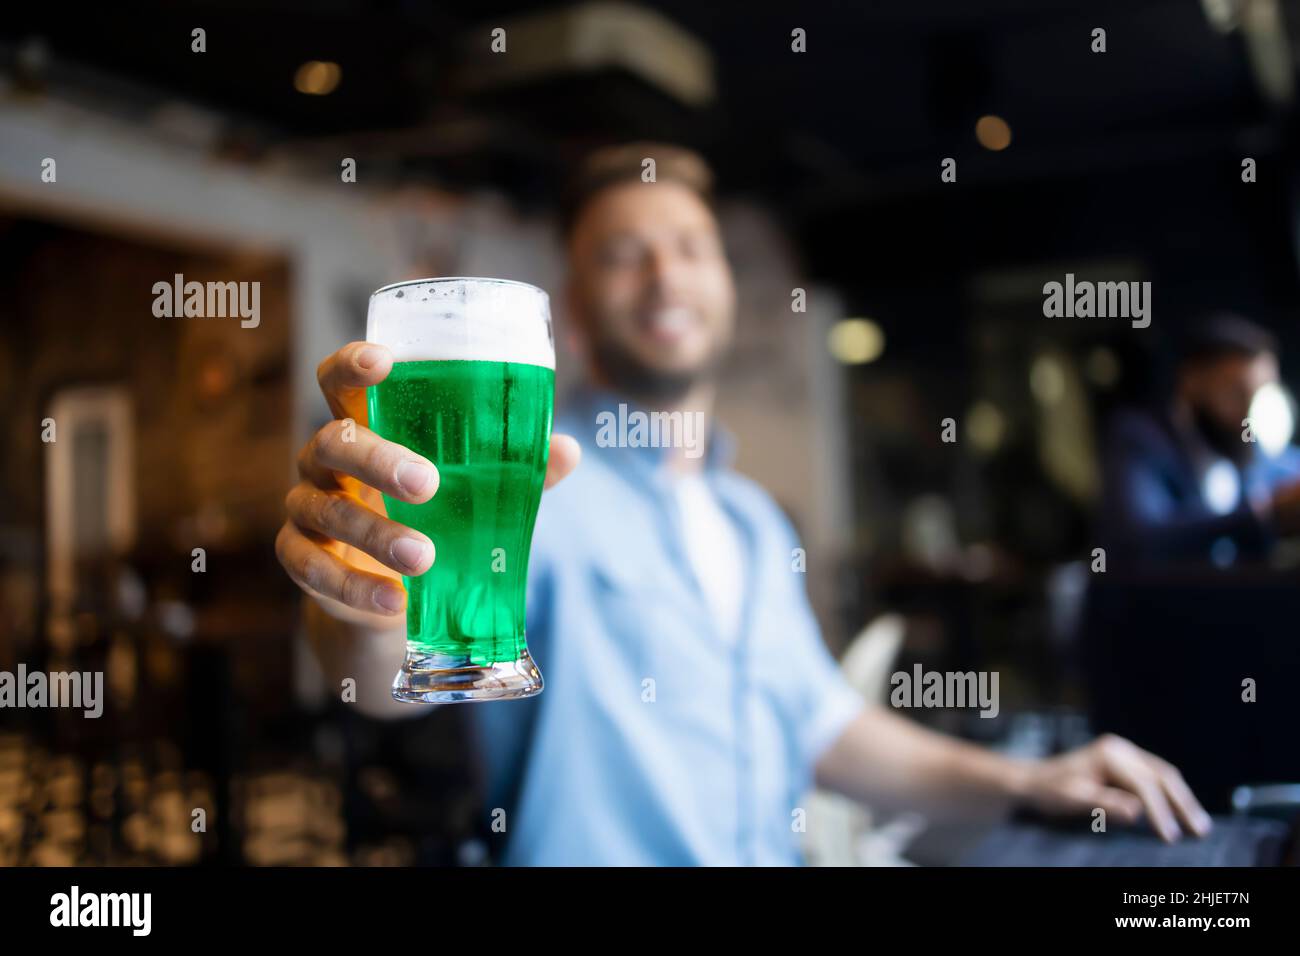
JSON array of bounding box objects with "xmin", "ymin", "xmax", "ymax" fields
[{"xmin": 560, "ymin": 382, "xmax": 737, "ymax": 476}]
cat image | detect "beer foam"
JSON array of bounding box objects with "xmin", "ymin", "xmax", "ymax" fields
[{"xmin": 366, "ymin": 277, "xmax": 555, "ymax": 369}]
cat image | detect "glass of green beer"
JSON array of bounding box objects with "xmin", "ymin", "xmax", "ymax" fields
[{"xmin": 365, "ymin": 277, "xmax": 554, "ymax": 703}]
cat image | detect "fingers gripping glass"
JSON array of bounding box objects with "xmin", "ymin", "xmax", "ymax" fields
[{"xmin": 366, "ymin": 277, "xmax": 554, "ymax": 703}]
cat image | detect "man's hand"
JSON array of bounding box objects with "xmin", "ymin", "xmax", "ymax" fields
[
  {"xmin": 1017, "ymin": 733, "xmax": 1212, "ymax": 842},
  {"xmin": 815, "ymin": 707, "xmax": 1211, "ymax": 842},
  {"xmin": 276, "ymin": 341, "xmax": 580, "ymax": 621}
]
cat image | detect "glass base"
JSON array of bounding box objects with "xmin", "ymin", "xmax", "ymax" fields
[{"xmin": 392, "ymin": 647, "xmax": 543, "ymax": 703}]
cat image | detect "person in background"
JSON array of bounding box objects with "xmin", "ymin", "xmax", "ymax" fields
[
  {"xmin": 1099, "ymin": 314, "xmax": 1300, "ymax": 568},
  {"xmin": 277, "ymin": 143, "xmax": 1210, "ymax": 865}
]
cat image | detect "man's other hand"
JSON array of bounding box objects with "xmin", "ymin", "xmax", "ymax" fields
[{"xmin": 1018, "ymin": 733, "xmax": 1213, "ymax": 843}]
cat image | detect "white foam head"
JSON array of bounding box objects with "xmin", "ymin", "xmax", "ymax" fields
[{"xmin": 366, "ymin": 277, "xmax": 554, "ymax": 369}]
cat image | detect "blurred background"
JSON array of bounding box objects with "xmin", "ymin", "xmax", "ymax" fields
[{"xmin": 2, "ymin": 0, "xmax": 1300, "ymax": 866}]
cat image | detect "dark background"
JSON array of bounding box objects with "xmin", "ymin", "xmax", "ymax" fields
[{"xmin": 2, "ymin": 0, "xmax": 1299, "ymax": 865}]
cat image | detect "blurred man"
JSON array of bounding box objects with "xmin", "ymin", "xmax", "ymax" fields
[
  {"xmin": 277, "ymin": 143, "xmax": 1210, "ymax": 865},
  {"xmin": 1099, "ymin": 314, "xmax": 1300, "ymax": 567}
]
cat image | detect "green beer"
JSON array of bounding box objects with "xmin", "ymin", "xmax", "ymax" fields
[
  {"xmin": 365, "ymin": 277, "xmax": 554, "ymax": 703},
  {"xmin": 368, "ymin": 359, "xmax": 553, "ymax": 665}
]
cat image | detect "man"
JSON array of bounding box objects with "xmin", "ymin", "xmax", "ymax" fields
[
  {"xmin": 277, "ymin": 143, "xmax": 1210, "ymax": 865},
  {"xmin": 1099, "ymin": 313, "xmax": 1300, "ymax": 568}
]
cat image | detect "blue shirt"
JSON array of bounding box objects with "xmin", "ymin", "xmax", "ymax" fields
[
  {"xmin": 1098, "ymin": 407, "xmax": 1300, "ymax": 567},
  {"xmin": 468, "ymin": 386, "xmax": 865, "ymax": 865}
]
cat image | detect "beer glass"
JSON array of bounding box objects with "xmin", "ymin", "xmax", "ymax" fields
[{"xmin": 365, "ymin": 277, "xmax": 553, "ymax": 702}]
